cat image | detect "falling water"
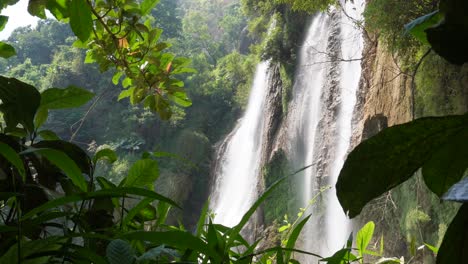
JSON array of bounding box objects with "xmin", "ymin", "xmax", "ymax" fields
[
  {"xmin": 286, "ymin": 0, "xmax": 365, "ymax": 258},
  {"xmin": 326, "ymin": 0, "xmax": 365, "ymax": 254},
  {"xmin": 211, "ymin": 62, "xmax": 271, "ymax": 227}
]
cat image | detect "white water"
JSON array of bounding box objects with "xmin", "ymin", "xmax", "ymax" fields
[
  {"xmin": 211, "ymin": 62, "xmax": 271, "ymax": 227},
  {"xmin": 286, "ymin": 0, "xmax": 365, "ymax": 258},
  {"xmin": 326, "ymin": 0, "xmax": 365, "ymax": 253}
]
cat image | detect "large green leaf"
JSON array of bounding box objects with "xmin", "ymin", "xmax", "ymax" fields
[
  {"xmin": 336, "ymin": 115, "xmax": 468, "ymax": 218},
  {"xmin": 422, "ymin": 129, "xmax": 468, "ymax": 196},
  {"xmin": 0, "ymin": 142, "xmax": 25, "ymax": 179},
  {"xmin": 0, "ymin": 76, "xmax": 40, "ymax": 132},
  {"xmin": 70, "ymin": 0, "xmax": 93, "ymax": 42},
  {"xmin": 40, "ymin": 85, "xmax": 94, "ymax": 109},
  {"xmin": 425, "ymin": 0, "xmax": 468, "ymax": 65},
  {"xmin": 0, "ymin": 42, "xmax": 16, "ymax": 58},
  {"xmin": 120, "ymin": 231, "xmax": 222, "ymax": 262},
  {"xmin": 436, "ymin": 204, "xmax": 468, "ymax": 264},
  {"xmin": 124, "ymin": 158, "xmax": 159, "ymax": 188},
  {"xmin": 33, "ymin": 148, "xmax": 87, "ymax": 191},
  {"xmin": 33, "ymin": 140, "xmax": 92, "ymax": 175},
  {"xmin": 21, "ymin": 187, "xmax": 180, "ymax": 220}
]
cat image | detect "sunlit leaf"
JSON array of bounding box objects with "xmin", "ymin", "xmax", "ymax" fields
[
  {"xmin": 93, "ymin": 148, "xmax": 117, "ymax": 164},
  {"xmin": 40, "ymin": 85, "xmax": 94, "ymax": 109},
  {"xmin": 125, "ymin": 158, "xmax": 159, "ymax": 188},
  {"xmin": 141, "ymin": 0, "xmax": 160, "ymax": 15},
  {"xmin": 70, "ymin": 0, "xmax": 93, "ymax": 41},
  {"xmin": 357, "ymin": 221, "xmax": 375, "ymax": 257}
]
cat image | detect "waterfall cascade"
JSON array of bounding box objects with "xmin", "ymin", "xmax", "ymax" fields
[
  {"xmin": 285, "ymin": 0, "xmax": 365, "ymax": 257},
  {"xmin": 211, "ymin": 62, "xmax": 272, "ymax": 227},
  {"xmin": 209, "ymin": 0, "xmax": 365, "ymax": 259}
]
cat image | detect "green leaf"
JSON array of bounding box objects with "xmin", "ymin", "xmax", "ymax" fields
[
  {"xmin": 0, "ymin": 42, "xmax": 15, "ymax": 58},
  {"xmin": 45, "ymin": 0, "xmax": 69, "ymax": 20},
  {"xmin": 284, "ymin": 215, "xmax": 311, "ymax": 261},
  {"xmin": 38, "ymin": 130, "xmax": 60, "ymax": 140},
  {"xmin": 0, "ymin": 15, "xmax": 8, "ymax": 31},
  {"xmin": 33, "ymin": 140, "xmax": 92, "ymax": 175},
  {"xmin": 155, "ymin": 201, "xmax": 171, "ymax": 227},
  {"xmin": 70, "ymin": 0, "xmax": 93, "ymax": 41},
  {"xmin": 120, "ymin": 231, "xmax": 221, "ymax": 262},
  {"xmin": 196, "ymin": 200, "xmax": 210, "ymax": 237},
  {"xmin": 106, "ymin": 239, "xmax": 135, "ymax": 264},
  {"xmin": 405, "ymin": 10, "xmax": 443, "ymax": 44},
  {"xmin": 122, "ymin": 198, "xmax": 153, "ymax": 227},
  {"xmin": 357, "ymin": 221, "xmax": 375, "ymax": 257},
  {"xmin": 34, "ymin": 106, "xmax": 48, "ymax": 128},
  {"xmin": 436, "ymin": 204, "xmax": 468, "ymax": 264},
  {"xmin": 425, "ymin": 0, "xmax": 468, "ymax": 65},
  {"xmin": 137, "ymin": 245, "xmax": 180, "ymax": 262},
  {"xmin": 321, "ymin": 248, "xmax": 357, "ymax": 264},
  {"xmin": 27, "ymin": 0, "xmax": 47, "ymax": 18},
  {"xmin": 422, "ymin": 129, "xmax": 468, "ymax": 196},
  {"xmin": 21, "ymin": 187, "xmax": 180, "ymax": 220},
  {"xmin": 40, "ymin": 85, "xmax": 94, "ymax": 109},
  {"xmin": 118, "ymin": 87, "xmax": 134, "ymax": 101},
  {"xmin": 125, "ymin": 158, "xmax": 159, "ymax": 188},
  {"xmin": 31, "ymin": 148, "xmax": 87, "ymax": 192},
  {"xmin": 141, "ymin": 0, "xmax": 160, "ymax": 15},
  {"xmin": 93, "ymin": 148, "xmax": 117, "ymax": 164},
  {"xmin": 0, "ymin": 142, "xmax": 25, "ymax": 180},
  {"xmin": 155, "ymin": 95, "xmax": 172, "ymax": 120},
  {"xmin": 169, "ymin": 91, "xmax": 192, "ymax": 107},
  {"xmin": 424, "ymin": 243, "xmax": 439, "ymax": 254},
  {"xmin": 112, "ymin": 71, "xmax": 123, "ymax": 85},
  {"xmin": 227, "ymin": 175, "xmax": 287, "ymax": 246},
  {"xmin": 0, "ymin": 76, "xmax": 40, "ymax": 132},
  {"xmin": 336, "ymin": 115, "xmax": 468, "ymax": 218}
]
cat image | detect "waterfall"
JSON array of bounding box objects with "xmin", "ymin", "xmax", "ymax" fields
[
  {"xmin": 208, "ymin": 0, "xmax": 365, "ymax": 258},
  {"xmin": 211, "ymin": 62, "xmax": 271, "ymax": 227},
  {"xmin": 285, "ymin": 0, "xmax": 365, "ymax": 258}
]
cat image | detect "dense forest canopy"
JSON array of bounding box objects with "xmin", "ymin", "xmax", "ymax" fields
[{"xmin": 0, "ymin": 0, "xmax": 466, "ymax": 263}]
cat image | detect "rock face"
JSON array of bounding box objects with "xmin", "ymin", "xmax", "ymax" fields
[{"xmin": 351, "ymin": 40, "xmax": 413, "ymax": 146}]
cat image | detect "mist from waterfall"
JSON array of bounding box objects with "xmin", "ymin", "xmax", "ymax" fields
[{"xmin": 211, "ymin": 62, "xmax": 271, "ymax": 227}]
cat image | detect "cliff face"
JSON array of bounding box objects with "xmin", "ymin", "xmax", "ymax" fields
[
  {"xmin": 351, "ymin": 34, "xmax": 468, "ymax": 261},
  {"xmin": 352, "ymin": 39, "xmax": 412, "ymax": 146}
]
